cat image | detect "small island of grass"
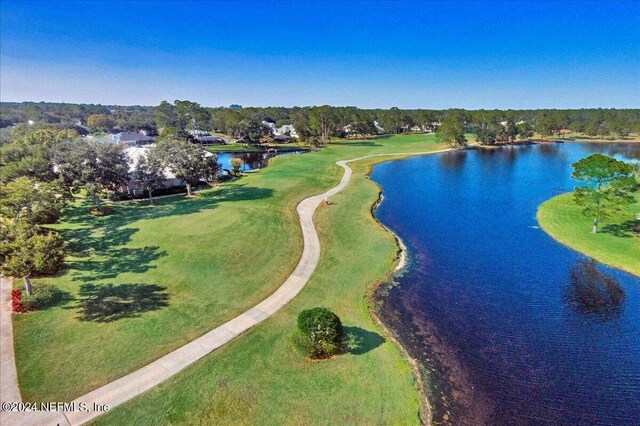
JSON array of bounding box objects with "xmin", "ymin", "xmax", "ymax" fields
[{"xmin": 537, "ymin": 192, "xmax": 640, "ymax": 277}]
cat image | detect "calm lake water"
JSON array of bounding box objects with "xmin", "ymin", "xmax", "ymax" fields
[
  {"xmin": 216, "ymin": 150, "xmax": 303, "ymax": 172},
  {"xmin": 371, "ymin": 143, "xmax": 640, "ymax": 426}
]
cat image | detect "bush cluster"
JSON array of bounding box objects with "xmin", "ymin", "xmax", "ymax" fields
[
  {"xmin": 292, "ymin": 307, "xmax": 343, "ymax": 359},
  {"xmin": 20, "ymin": 284, "xmax": 65, "ymax": 310}
]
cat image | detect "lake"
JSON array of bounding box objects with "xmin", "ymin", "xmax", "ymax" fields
[{"xmin": 371, "ymin": 143, "xmax": 640, "ymax": 425}]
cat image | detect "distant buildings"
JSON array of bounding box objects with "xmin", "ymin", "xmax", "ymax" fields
[
  {"xmin": 189, "ymin": 130, "xmax": 226, "ymax": 145},
  {"xmin": 261, "ymin": 121, "xmax": 298, "ymax": 142},
  {"xmin": 86, "ymin": 131, "xmax": 155, "ymax": 147}
]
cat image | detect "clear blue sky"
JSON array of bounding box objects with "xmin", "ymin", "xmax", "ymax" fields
[{"xmin": 1, "ymin": 0, "xmax": 639, "ymax": 108}]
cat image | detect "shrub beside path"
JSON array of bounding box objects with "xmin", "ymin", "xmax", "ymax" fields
[{"xmin": 0, "ymin": 150, "xmax": 447, "ymax": 426}]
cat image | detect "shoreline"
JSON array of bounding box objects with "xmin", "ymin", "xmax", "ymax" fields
[
  {"xmin": 536, "ymin": 196, "xmax": 640, "ymax": 278},
  {"xmin": 361, "ymin": 154, "xmax": 440, "ymax": 425}
]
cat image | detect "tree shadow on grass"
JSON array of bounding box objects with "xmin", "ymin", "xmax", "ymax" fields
[
  {"xmin": 72, "ymin": 283, "xmax": 170, "ymax": 322},
  {"xmin": 69, "ymin": 246, "xmax": 168, "ymax": 282},
  {"xmin": 330, "ymin": 140, "xmax": 383, "ymax": 147},
  {"xmin": 58, "ymin": 184, "xmax": 274, "ymax": 282},
  {"xmin": 601, "ymin": 220, "xmax": 640, "ymax": 238},
  {"xmin": 342, "ymin": 326, "xmax": 385, "ymax": 355}
]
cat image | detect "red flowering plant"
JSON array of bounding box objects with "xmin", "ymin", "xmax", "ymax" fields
[{"xmin": 11, "ymin": 289, "xmax": 28, "ymax": 313}]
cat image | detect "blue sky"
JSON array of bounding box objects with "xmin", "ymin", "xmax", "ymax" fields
[{"xmin": 1, "ymin": 0, "xmax": 639, "ymax": 108}]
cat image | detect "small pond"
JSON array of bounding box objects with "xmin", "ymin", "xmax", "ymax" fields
[{"xmin": 216, "ymin": 150, "xmax": 304, "ymax": 173}]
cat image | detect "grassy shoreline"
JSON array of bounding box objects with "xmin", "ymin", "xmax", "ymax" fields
[{"xmin": 537, "ymin": 193, "xmax": 640, "ymax": 277}]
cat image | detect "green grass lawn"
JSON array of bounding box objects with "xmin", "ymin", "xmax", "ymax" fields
[
  {"xmin": 537, "ymin": 192, "xmax": 640, "ymax": 277},
  {"xmin": 14, "ymin": 134, "xmax": 445, "ymax": 423}
]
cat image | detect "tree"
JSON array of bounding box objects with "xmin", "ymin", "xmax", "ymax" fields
[
  {"xmin": 50, "ymin": 138, "xmax": 93, "ymax": 193},
  {"xmin": 153, "ymin": 139, "xmax": 219, "ymax": 196},
  {"xmin": 536, "ymin": 114, "xmax": 561, "ymax": 138},
  {"xmin": 155, "ymin": 101, "xmax": 178, "ymax": 130},
  {"xmin": 516, "ymin": 122, "xmax": 534, "ymax": 140},
  {"xmin": 571, "ymin": 153, "xmax": 637, "ymax": 233},
  {"xmin": 132, "ymin": 154, "xmax": 165, "ymax": 205},
  {"xmin": 291, "ymin": 307, "xmax": 343, "ymax": 359},
  {"xmin": 0, "ymin": 225, "xmax": 65, "ymax": 296},
  {"xmin": 86, "ymin": 114, "xmax": 115, "ymax": 131},
  {"xmin": 85, "ymin": 143, "xmax": 130, "ymax": 211},
  {"xmin": 0, "ymin": 177, "xmax": 65, "ymax": 224},
  {"xmin": 237, "ymin": 117, "xmax": 272, "ymax": 144},
  {"xmin": 347, "ymin": 120, "xmax": 376, "ymax": 138},
  {"xmin": 309, "ymin": 106, "xmax": 337, "ymax": 144},
  {"xmin": 229, "ymin": 157, "xmax": 244, "ymax": 175},
  {"xmin": 51, "ymin": 140, "xmax": 129, "ymax": 211},
  {"xmin": 378, "ymin": 107, "xmax": 406, "ymax": 134},
  {"xmin": 437, "ymin": 114, "xmax": 467, "ymax": 148}
]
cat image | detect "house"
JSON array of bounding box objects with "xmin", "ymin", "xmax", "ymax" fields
[
  {"xmin": 189, "ymin": 130, "xmax": 226, "ymax": 145},
  {"xmin": 123, "ymin": 146, "xmax": 217, "ymax": 195},
  {"xmin": 274, "ymin": 124, "xmax": 298, "ymax": 138},
  {"xmin": 112, "ymin": 131, "xmax": 155, "ymax": 147},
  {"xmin": 261, "ymin": 120, "xmax": 276, "ymax": 131}
]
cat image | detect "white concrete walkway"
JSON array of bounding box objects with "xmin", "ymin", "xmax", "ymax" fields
[{"xmin": 0, "ymin": 150, "xmax": 447, "ymax": 425}]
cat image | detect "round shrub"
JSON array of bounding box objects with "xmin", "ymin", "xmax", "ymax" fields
[
  {"xmin": 21, "ymin": 284, "xmax": 65, "ymax": 310},
  {"xmin": 292, "ymin": 307, "xmax": 343, "ymax": 359}
]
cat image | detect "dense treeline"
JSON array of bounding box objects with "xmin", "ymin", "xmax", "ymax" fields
[
  {"xmin": 2, "ymin": 102, "xmax": 639, "ymax": 146},
  {"xmin": 0, "ymin": 102, "xmax": 156, "ymax": 136}
]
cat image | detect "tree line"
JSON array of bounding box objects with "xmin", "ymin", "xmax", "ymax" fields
[{"xmin": 2, "ymin": 102, "xmax": 639, "ymax": 147}]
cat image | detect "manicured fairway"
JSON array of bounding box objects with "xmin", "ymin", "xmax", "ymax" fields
[
  {"xmin": 537, "ymin": 192, "xmax": 640, "ymax": 277},
  {"xmin": 14, "ymin": 134, "xmax": 444, "ymax": 423}
]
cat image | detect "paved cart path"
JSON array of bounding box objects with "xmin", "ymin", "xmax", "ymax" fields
[{"xmin": 0, "ymin": 150, "xmax": 447, "ymax": 425}]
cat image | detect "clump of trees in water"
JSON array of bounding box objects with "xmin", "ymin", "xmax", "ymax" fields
[{"xmin": 571, "ymin": 153, "xmax": 638, "ymax": 233}]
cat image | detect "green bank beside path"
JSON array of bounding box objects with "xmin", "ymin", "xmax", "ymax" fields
[
  {"xmin": 537, "ymin": 192, "xmax": 640, "ymax": 277},
  {"xmin": 14, "ymin": 134, "xmax": 445, "ymax": 424}
]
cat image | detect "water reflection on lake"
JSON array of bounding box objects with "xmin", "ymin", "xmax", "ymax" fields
[
  {"xmin": 216, "ymin": 150, "xmax": 303, "ymax": 173},
  {"xmin": 371, "ymin": 142, "xmax": 640, "ymax": 425}
]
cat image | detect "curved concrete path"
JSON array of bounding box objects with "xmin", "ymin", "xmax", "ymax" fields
[{"xmin": 0, "ymin": 150, "xmax": 447, "ymax": 426}]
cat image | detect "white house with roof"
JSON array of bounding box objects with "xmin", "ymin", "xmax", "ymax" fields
[
  {"xmin": 86, "ymin": 131, "xmax": 155, "ymax": 147},
  {"xmin": 275, "ymin": 124, "xmax": 298, "ymax": 138},
  {"xmin": 123, "ymin": 146, "xmax": 216, "ymax": 195}
]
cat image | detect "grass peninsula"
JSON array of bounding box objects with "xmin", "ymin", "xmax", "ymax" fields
[{"xmin": 537, "ymin": 192, "xmax": 640, "ymax": 277}]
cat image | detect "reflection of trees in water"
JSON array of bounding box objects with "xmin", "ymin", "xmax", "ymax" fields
[
  {"xmin": 583, "ymin": 143, "xmax": 640, "ymax": 160},
  {"xmin": 234, "ymin": 152, "xmax": 270, "ymax": 170},
  {"xmin": 566, "ymin": 259, "xmax": 625, "ymax": 319},
  {"xmin": 537, "ymin": 143, "xmax": 561, "ymax": 157},
  {"xmin": 439, "ymin": 151, "xmax": 467, "ymax": 170}
]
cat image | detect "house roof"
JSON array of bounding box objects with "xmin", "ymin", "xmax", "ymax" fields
[
  {"xmin": 124, "ymin": 146, "xmax": 215, "ymax": 179},
  {"xmin": 116, "ymin": 131, "xmax": 155, "ymax": 142}
]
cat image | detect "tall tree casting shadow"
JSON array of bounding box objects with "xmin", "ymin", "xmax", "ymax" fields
[{"xmin": 73, "ymin": 283, "xmax": 170, "ymax": 322}]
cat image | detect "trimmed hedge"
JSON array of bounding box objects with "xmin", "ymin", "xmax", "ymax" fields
[{"xmin": 292, "ymin": 307, "xmax": 343, "ymax": 359}]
